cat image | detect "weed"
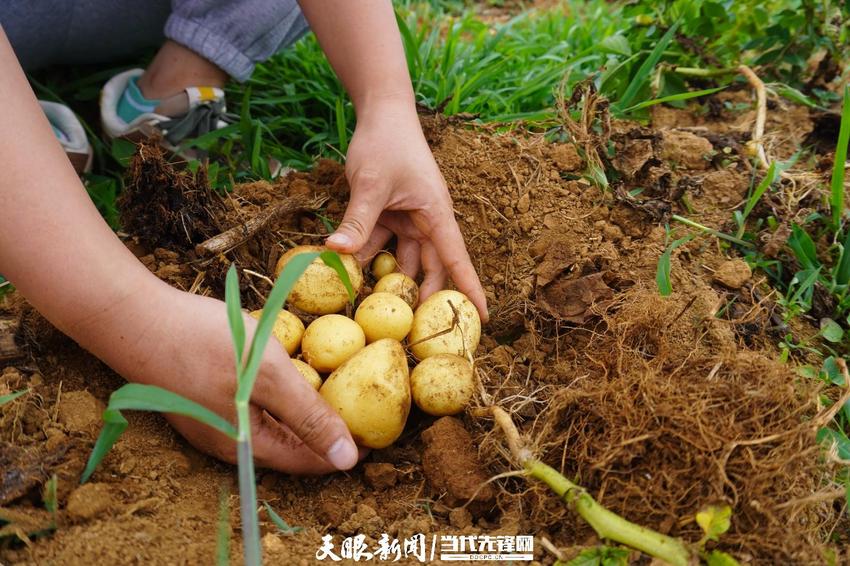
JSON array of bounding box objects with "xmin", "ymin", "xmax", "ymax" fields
[{"xmin": 81, "ymin": 250, "xmax": 354, "ymax": 566}]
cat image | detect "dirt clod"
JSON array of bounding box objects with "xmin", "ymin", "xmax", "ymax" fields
[
  {"xmin": 713, "ymin": 259, "xmax": 753, "ymax": 289},
  {"xmin": 56, "ymin": 390, "xmax": 104, "ymax": 435},
  {"xmin": 67, "ymin": 483, "xmax": 114, "ymax": 522},
  {"xmin": 363, "ymin": 462, "xmax": 398, "ymax": 490},
  {"xmin": 421, "ymin": 417, "xmax": 495, "ymax": 516},
  {"xmin": 658, "ymin": 130, "xmax": 713, "ymax": 170}
]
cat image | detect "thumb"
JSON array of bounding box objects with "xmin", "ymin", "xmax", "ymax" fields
[
  {"xmin": 253, "ymin": 360, "xmax": 358, "ymax": 470},
  {"xmin": 326, "ymin": 170, "xmax": 387, "ymax": 253}
]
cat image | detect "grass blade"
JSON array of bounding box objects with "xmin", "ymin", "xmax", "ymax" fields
[
  {"xmin": 263, "ymin": 502, "xmax": 303, "ymax": 535},
  {"xmin": 334, "ymin": 97, "xmax": 349, "ymax": 154},
  {"xmin": 81, "ymin": 383, "xmax": 238, "ymax": 483},
  {"xmin": 614, "ymin": 20, "xmax": 681, "ymax": 113},
  {"xmin": 621, "ymin": 86, "xmax": 726, "ymax": 114},
  {"xmin": 830, "ymin": 84, "xmax": 850, "ymax": 233},
  {"xmin": 80, "ymin": 407, "xmax": 128, "ymax": 483},
  {"xmin": 788, "ymin": 224, "xmax": 819, "ymax": 271},
  {"xmin": 656, "ymin": 236, "xmax": 691, "ymax": 296},
  {"xmin": 319, "ymin": 251, "xmax": 356, "ymax": 302},
  {"xmin": 225, "ymin": 265, "xmax": 246, "ymax": 371},
  {"xmin": 835, "ymin": 227, "xmax": 850, "ymax": 286},
  {"xmin": 742, "ymin": 160, "xmax": 779, "ymax": 220},
  {"xmin": 0, "ymin": 389, "xmax": 28, "ymax": 406}
]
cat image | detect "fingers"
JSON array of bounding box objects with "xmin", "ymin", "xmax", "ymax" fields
[
  {"xmin": 326, "ymin": 169, "xmax": 388, "ymax": 254},
  {"xmin": 355, "ymin": 224, "xmax": 393, "ymax": 266},
  {"xmin": 416, "ymin": 204, "xmax": 489, "ymax": 322},
  {"xmin": 395, "ymin": 236, "xmax": 421, "ymax": 278},
  {"xmin": 252, "ymin": 358, "xmax": 358, "ymax": 471},
  {"xmin": 418, "ymin": 241, "xmax": 448, "ymax": 303}
]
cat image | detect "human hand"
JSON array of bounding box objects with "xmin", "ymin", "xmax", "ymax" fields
[
  {"xmin": 325, "ymin": 101, "xmax": 489, "ymax": 322},
  {"xmin": 84, "ymin": 282, "xmax": 362, "ymax": 475}
]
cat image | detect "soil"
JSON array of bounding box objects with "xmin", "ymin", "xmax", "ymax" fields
[{"xmin": 1, "ymin": 91, "xmax": 848, "ymax": 565}]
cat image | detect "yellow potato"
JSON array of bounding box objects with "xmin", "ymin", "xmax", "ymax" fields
[
  {"xmin": 371, "ymin": 251, "xmax": 397, "ymax": 279},
  {"xmin": 249, "ymin": 309, "xmax": 304, "ymax": 355},
  {"xmin": 291, "ymin": 359, "xmax": 322, "ymax": 390},
  {"xmin": 274, "ymin": 245, "xmax": 363, "ymax": 315},
  {"xmin": 409, "ymin": 290, "xmax": 481, "ymax": 360},
  {"xmin": 354, "ymin": 292, "xmax": 414, "ymax": 343},
  {"xmin": 320, "ymin": 339, "xmax": 410, "ymax": 448},
  {"xmin": 373, "ymin": 272, "xmax": 419, "ymax": 308},
  {"xmin": 410, "ymin": 354, "xmax": 474, "ymax": 416},
  {"xmin": 301, "ymin": 314, "xmax": 365, "ymax": 373}
]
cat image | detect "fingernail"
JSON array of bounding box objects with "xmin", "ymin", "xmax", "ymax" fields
[
  {"xmin": 327, "ymin": 233, "xmax": 351, "ymax": 247},
  {"xmin": 326, "ymin": 437, "xmax": 358, "ymax": 469}
]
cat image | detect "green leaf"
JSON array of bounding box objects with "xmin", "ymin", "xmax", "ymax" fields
[
  {"xmin": 558, "ymin": 546, "xmax": 629, "ymax": 566},
  {"xmin": 335, "ymin": 97, "xmax": 349, "ymax": 154},
  {"xmin": 599, "ymin": 34, "xmax": 632, "ymax": 56},
  {"xmin": 263, "ymin": 502, "xmax": 303, "ymax": 535},
  {"xmin": 621, "ymin": 86, "xmax": 726, "ymax": 114},
  {"xmin": 817, "ymin": 427, "xmax": 850, "ymax": 460},
  {"xmin": 829, "ymin": 84, "xmax": 850, "ymax": 233},
  {"xmin": 656, "ymin": 236, "xmax": 691, "ymax": 296},
  {"xmin": 820, "ymin": 318, "xmax": 844, "ymax": 343},
  {"xmin": 742, "ymin": 161, "xmax": 779, "ymax": 220},
  {"xmin": 696, "ymin": 504, "xmax": 732, "ymax": 541},
  {"xmin": 835, "ymin": 227, "xmax": 850, "ymax": 286},
  {"xmin": 81, "ymin": 384, "xmax": 238, "ymax": 483},
  {"xmin": 614, "ymin": 20, "xmax": 681, "ymax": 113},
  {"xmin": 225, "ymin": 265, "xmax": 246, "ymax": 370},
  {"xmin": 110, "ymin": 138, "xmax": 137, "ymax": 167},
  {"xmin": 0, "ymin": 389, "xmax": 28, "ymax": 406},
  {"xmin": 706, "ymin": 550, "xmax": 740, "ymax": 566},
  {"xmin": 319, "ymin": 251, "xmax": 356, "ymax": 303},
  {"xmin": 822, "ymin": 357, "xmax": 845, "ymax": 386},
  {"xmin": 787, "ymin": 224, "xmax": 819, "ymax": 271}
]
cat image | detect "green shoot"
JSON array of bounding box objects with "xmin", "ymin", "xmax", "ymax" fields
[
  {"xmin": 0, "ymin": 389, "xmax": 28, "ymax": 406},
  {"xmin": 263, "ymin": 502, "xmax": 303, "ymax": 536},
  {"xmin": 829, "ymin": 84, "xmax": 850, "ymax": 234},
  {"xmin": 81, "ymin": 384, "xmax": 238, "ymax": 483},
  {"xmin": 620, "ymin": 86, "xmax": 726, "ymax": 115},
  {"xmin": 81, "ymin": 250, "xmax": 354, "ymax": 566},
  {"xmin": 656, "ymin": 233, "xmax": 692, "ymax": 296}
]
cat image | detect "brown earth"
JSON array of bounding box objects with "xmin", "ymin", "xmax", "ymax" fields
[{"xmin": 1, "ymin": 93, "xmax": 848, "ymax": 565}]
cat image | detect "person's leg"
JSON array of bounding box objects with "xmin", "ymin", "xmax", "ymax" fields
[{"xmin": 136, "ymin": 40, "xmax": 227, "ymax": 100}]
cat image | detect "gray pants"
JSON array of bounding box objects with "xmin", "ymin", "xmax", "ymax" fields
[{"xmin": 1, "ymin": 0, "xmax": 308, "ymax": 81}]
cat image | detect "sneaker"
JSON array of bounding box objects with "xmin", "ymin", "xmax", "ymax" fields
[
  {"xmin": 100, "ymin": 68, "xmax": 227, "ymax": 154},
  {"xmin": 40, "ymin": 101, "xmax": 93, "ymax": 175}
]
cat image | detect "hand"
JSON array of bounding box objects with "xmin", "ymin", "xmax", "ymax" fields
[
  {"xmin": 325, "ymin": 101, "xmax": 489, "ymax": 321},
  {"xmin": 83, "ymin": 281, "xmax": 362, "ymax": 475}
]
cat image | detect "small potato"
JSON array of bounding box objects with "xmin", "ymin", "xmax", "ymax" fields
[
  {"xmin": 301, "ymin": 314, "xmax": 366, "ymax": 373},
  {"xmin": 354, "ymin": 292, "xmax": 413, "ymax": 343},
  {"xmin": 320, "ymin": 339, "xmax": 410, "ymax": 448},
  {"xmin": 249, "ymin": 309, "xmax": 304, "ymax": 355},
  {"xmin": 275, "ymin": 245, "xmax": 363, "ymax": 315},
  {"xmin": 371, "ymin": 251, "xmax": 397, "ymax": 279},
  {"xmin": 409, "ymin": 290, "xmax": 481, "ymax": 360},
  {"xmin": 410, "ymin": 354, "xmax": 474, "ymax": 416},
  {"xmin": 373, "ymin": 272, "xmax": 419, "ymax": 308},
  {"xmin": 290, "ymin": 359, "xmax": 322, "ymax": 390}
]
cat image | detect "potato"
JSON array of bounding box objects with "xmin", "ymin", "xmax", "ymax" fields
[
  {"xmin": 249, "ymin": 309, "xmax": 304, "ymax": 355},
  {"xmin": 320, "ymin": 339, "xmax": 410, "ymax": 448},
  {"xmin": 274, "ymin": 245, "xmax": 363, "ymax": 315},
  {"xmin": 301, "ymin": 314, "xmax": 366, "ymax": 373},
  {"xmin": 354, "ymin": 292, "xmax": 414, "ymax": 343},
  {"xmin": 371, "ymin": 251, "xmax": 397, "ymax": 278},
  {"xmin": 409, "ymin": 290, "xmax": 481, "ymax": 360},
  {"xmin": 373, "ymin": 272, "xmax": 419, "ymax": 308},
  {"xmin": 410, "ymin": 354, "xmax": 474, "ymax": 416},
  {"xmin": 291, "ymin": 359, "xmax": 322, "ymax": 390}
]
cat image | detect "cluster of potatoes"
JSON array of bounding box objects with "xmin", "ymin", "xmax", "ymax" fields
[{"xmin": 255, "ymin": 245, "xmax": 481, "ymax": 449}]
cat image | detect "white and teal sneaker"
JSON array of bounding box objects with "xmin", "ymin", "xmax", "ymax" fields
[
  {"xmin": 40, "ymin": 100, "xmax": 93, "ymax": 174},
  {"xmin": 100, "ymin": 68, "xmax": 227, "ymax": 152}
]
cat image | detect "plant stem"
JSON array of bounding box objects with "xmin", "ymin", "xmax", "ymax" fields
[
  {"xmin": 671, "ymin": 214, "xmax": 753, "ymax": 247},
  {"xmin": 526, "ymin": 460, "xmax": 690, "ymax": 566},
  {"xmin": 670, "ymin": 66, "xmax": 738, "ymax": 77},
  {"xmin": 236, "ymin": 400, "xmax": 262, "ymax": 566}
]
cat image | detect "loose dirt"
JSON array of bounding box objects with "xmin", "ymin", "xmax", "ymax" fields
[{"xmin": 1, "ymin": 93, "xmax": 847, "ymax": 564}]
